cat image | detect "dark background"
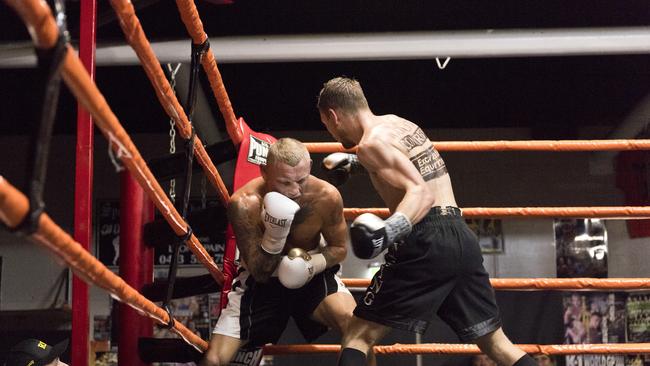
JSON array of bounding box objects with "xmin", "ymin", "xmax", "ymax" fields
[{"xmin": 1, "ymin": 0, "xmax": 649, "ymax": 138}]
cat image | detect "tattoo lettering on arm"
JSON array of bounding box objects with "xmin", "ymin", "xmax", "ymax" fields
[
  {"xmin": 410, "ymin": 147, "xmax": 447, "ymax": 181},
  {"xmin": 227, "ymin": 198, "xmax": 281, "ymax": 283}
]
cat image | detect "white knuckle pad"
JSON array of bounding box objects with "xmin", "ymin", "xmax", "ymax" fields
[
  {"xmin": 263, "ymin": 192, "xmax": 300, "ymax": 218},
  {"xmin": 323, "ymin": 153, "xmax": 350, "ymax": 170},
  {"xmin": 353, "ymin": 213, "xmax": 386, "ymax": 231}
]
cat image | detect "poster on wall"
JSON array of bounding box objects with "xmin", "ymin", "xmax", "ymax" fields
[
  {"xmin": 563, "ymin": 292, "xmax": 626, "ymax": 366},
  {"xmin": 95, "ymin": 200, "xmax": 121, "ymax": 267},
  {"xmin": 465, "ymin": 218, "xmax": 504, "ymax": 253},
  {"xmin": 554, "ymin": 219, "xmax": 608, "ymax": 278},
  {"xmin": 626, "ymin": 293, "xmax": 650, "ymax": 366},
  {"xmin": 627, "ymin": 293, "xmax": 650, "ymax": 342},
  {"xmin": 95, "ymin": 199, "xmax": 225, "ymax": 268}
]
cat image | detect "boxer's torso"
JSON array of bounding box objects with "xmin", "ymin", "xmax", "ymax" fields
[
  {"xmin": 362, "ymin": 115, "xmax": 458, "ymax": 212},
  {"xmin": 242, "ymin": 176, "xmax": 330, "ymax": 253}
]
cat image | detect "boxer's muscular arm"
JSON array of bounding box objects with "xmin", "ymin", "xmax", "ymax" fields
[
  {"xmin": 357, "ymin": 140, "xmax": 434, "ymax": 224},
  {"xmin": 319, "ymin": 185, "xmax": 348, "ymax": 266},
  {"xmin": 227, "ymin": 195, "xmax": 281, "ymax": 282}
]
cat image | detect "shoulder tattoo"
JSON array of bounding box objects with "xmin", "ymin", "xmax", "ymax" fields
[{"xmin": 399, "ymin": 127, "xmax": 429, "ymax": 151}]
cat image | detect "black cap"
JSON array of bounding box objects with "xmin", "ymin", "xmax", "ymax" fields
[{"xmin": 5, "ymin": 339, "xmax": 68, "ymax": 366}]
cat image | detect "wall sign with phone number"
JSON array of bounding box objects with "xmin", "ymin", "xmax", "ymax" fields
[{"xmin": 95, "ymin": 200, "xmax": 225, "ymax": 268}]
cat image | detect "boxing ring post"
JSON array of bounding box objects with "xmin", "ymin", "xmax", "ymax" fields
[
  {"xmin": 72, "ymin": 0, "xmax": 96, "ymax": 364},
  {"xmin": 140, "ymin": 200, "xmax": 154, "ymax": 344},
  {"xmin": 119, "ymin": 172, "xmax": 153, "ymax": 366}
]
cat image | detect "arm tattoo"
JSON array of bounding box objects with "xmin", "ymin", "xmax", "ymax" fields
[
  {"xmin": 227, "ymin": 199, "xmax": 281, "ymax": 282},
  {"xmin": 292, "ymin": 203, "xmax": 313, "ymax": 227},
  {"xmin": 319, "ymin": 195, "xmax": 347, "ymax": 267}
]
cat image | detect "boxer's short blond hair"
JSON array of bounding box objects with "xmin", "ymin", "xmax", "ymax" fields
[{"xmin": 266, "ymin": 138, "xmax": 309, "ymax": 167}]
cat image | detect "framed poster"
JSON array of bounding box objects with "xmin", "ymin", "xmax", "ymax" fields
[
  {"xmin": 555, "ymin": 219, "xmax": 608, "ymax": 278},
  {"xmin": 627, "ymin": 293, "xmax": 650, "ymax": 342},
  {"xmin": 95, "ymin": 200, "xmax": 121, "ymax": 267},
  {"xmin": 563, "ymin": 292, "xmax": 626, "ymax": 366},
  {"xmin": 95, "ymin": 199, "xmax": 225, "ymax": 268}
]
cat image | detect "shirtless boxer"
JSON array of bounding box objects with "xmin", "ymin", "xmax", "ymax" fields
[
  {"xmin": 318, "ymin": 77, "xmax": 537, "ymax": 366},
  {"xmin": 202, "ymin": 138, "xmax": 373, "ymax": 366}
]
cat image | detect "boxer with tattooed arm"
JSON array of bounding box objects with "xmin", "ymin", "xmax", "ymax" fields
[
  {"xmin": 318, "ymin": 77, "xmax": 537, "ymax": 366},
  {"xmin": 202, "ymin": 138, "xmax": 375, "ymax": 366}
]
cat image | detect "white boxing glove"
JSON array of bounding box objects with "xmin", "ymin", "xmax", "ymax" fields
[
  {"xmin": 278, "ymin": 248, "xmax": 327, "ymax": 289},
  {"xmin": 260, "ymin": 192, "xmax": 300, "ymax": 254}
]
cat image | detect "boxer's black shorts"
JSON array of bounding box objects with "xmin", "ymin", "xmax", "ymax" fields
[{"xmin": 354, "ymin": 207, "xmax": 501, "ymax": 341}]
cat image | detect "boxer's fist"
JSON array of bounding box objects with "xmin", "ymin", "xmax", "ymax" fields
[
  {"xmin": 350, "ymin": 212, "xmax": 413, "ymax": 259},
  {"xmin": 350, "ymin": 213, "xmax": 390, "ymax": 259},
  {"xmin": 278, "ymin": 248, "xmax": 326, "ymax": 289},
  {"xmin": 322, "ymin": 153, "xmax": 363, "ymax": 186},
  {"xmin": 260, "ymin": 192, "xmax": 300, "ymax": 254}
]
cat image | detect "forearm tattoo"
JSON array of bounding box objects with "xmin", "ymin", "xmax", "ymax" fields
[
  {"xmin": 228, "ymin": 200, "xmax": 280, "ymax": 282},
  {"xmin": 292, "ymin": 203, "xmax": 312, "ymax": 227}
]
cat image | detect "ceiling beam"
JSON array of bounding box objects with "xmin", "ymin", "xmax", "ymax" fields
[{"xmin": 2, "ymin": 27, "xmax": 650, "ymax": 67}]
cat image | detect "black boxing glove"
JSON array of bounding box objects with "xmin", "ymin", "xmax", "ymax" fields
[
  {"xmin": 349, "ymin": 212, "xmax": 412, "ymax": 259},
  {"xmin": 321, "ymin": 153, "xmax": 365, "ymax": 187}
]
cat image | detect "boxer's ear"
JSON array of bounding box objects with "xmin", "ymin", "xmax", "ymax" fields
[
  {"xmin": 321, "ymin": 108, "xmax": 336, "ymax": 125},
  {"xmin": 260, "ymin": 163, "xmax": 268, "ymax": 180},
  {"xmin": 328, "ymin": 108, "xmax": 340, "ymax": 126}
]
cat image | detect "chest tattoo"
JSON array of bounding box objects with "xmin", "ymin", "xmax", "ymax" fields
[{"xmin": 291, "ymin": 203, "xmax": 313, "ymax": 227}]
